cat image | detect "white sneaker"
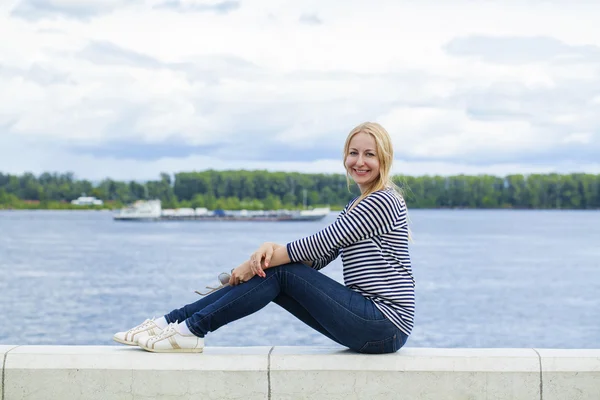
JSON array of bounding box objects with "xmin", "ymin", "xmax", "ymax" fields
[
  {"xmin": 113, "ymin": 318, "xmax": 163, "ymax": 346},
  {"xmin": 138, "ymin": 323, "xmax": 204, "ymax": 353}
]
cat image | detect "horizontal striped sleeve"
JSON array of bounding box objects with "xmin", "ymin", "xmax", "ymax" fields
[
  {"xmin": 287, "ymin": 191, "xmax": 402, "ymax": 263},
  {"xmin": 310, "ymin": 248, "xmax": 340, "ymax": 270}
]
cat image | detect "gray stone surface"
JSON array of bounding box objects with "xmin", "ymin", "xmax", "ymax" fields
[
  {"xmin": 538, "ymin": 348, "xmax": 600, "ymax": 400},
  {"xmin": 270, "ymin": 347, "xmax": 541, "ymax": 400},
  {"xmin": 4, "ymin": 345, "xmax": 271, "ymax": 400}
]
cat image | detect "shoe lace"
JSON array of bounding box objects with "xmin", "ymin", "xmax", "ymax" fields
[
  {"xmin": 147, "ymin": 322, "xmax": 177, "ymax": 344},
  {"xmin": 128, "ymin": 318, "xmax": 154, "ymax": 333}
]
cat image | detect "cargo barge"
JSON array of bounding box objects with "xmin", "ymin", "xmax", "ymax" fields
[{"xmin": 113, "ymin": 200, "xmax": 330, "ymax": 222}]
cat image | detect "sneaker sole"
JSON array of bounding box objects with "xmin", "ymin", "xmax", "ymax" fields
[
  {"xmin": 139, "ymin": 344, "xmax": 204, "ymax": 353},
  {"xmin": 113, "ymin": 336, "xmax": 138, "ymax": 346}
]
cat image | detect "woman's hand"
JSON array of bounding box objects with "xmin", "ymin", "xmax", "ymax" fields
[
  {"xmin": 250, "ymin": 242, "xmax": 279, "ymax": 278},
  {"xmin": 229, "ymin": 260, "xmax": 255, "ymax": 286}
]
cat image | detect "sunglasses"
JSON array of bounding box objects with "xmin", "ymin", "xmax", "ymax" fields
[{"xmin": 195, "ymin": 272, "xmax": 232, "ymax": 296}]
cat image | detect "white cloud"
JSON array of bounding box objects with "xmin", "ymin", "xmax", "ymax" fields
[
  {"xmin": 1, "ymin": 0, "xmax": 600, "ymax": 179},
  {"xmin": 380, "ymin": 106, "xmax": 546, "ymax": 164},
  {"xmin": 562, "ymin": 132, "xmax": 593, "ymax": 144},
  {"xmin": 2, "ymin": 132, "xmax": 598, "ymax": 182}
]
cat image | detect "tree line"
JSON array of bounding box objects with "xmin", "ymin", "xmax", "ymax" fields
[{"xmin": 1, "ymin": 170, "xmax": 599, "ymax": 210}]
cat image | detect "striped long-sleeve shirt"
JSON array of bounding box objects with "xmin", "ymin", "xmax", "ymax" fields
[{"xmin": 286, "ymin": 188, "xmax": 415, "ymax": 336}]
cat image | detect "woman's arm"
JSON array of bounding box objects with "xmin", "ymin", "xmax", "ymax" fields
[
  {"xmin": 248, "ymin": 242, "xmax": 318, "ymax": 276},
  {"xmin": 287, "ymin": 191, "xmax": 405, "ymax": 263},
  {"xmin": 249, "ymin": 204, "xmax": 350, "ymax": 276},
  {"xmin": 249, "ymin": 242, "xmax": 291, "ymax": 277}
]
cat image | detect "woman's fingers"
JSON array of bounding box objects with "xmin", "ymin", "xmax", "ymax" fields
[
  {"xmin": 264, "ymin": 247, "xmax": 274, "ymax": 268},
  {"xmin": 249, "ymin": 244, "xmax": 274, "ymax": 278},
  {"xmin": 254, "ymin": 255, "xmax": 265, "ymax": 278},
  {"xmin": 251, "ymin": 254, "xmax": 259, "ymax": 275},
  {"xmin": 250, "ymin": 252, "xmax": 264, "ymax": 277}
]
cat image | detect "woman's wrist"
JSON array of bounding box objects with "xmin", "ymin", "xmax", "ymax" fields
[
  {"xmin": 265, "ymin": 242, "xmax": 282, "ymax": 251},
  {"xmin": 264, "ymin": 246, "xmax": 291, "ymax": 269}
]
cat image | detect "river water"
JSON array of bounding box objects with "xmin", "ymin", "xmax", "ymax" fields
[{"xmin": 1, "ymin": 209, "xmax": 599, "ymax": 349}]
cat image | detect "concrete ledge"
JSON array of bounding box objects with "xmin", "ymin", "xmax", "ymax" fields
[
  {"xmin": 3, "ymin": 346, "xmax": 270, "ymax": 400},
  {"xmin": 1, "ymin": 346, "xmax": 599, "ymax": 400},
  {"xmin": 271, "ymin": 347, "xmax": 541, "ymax": 400},
  {"xmin": 537, "ymin": 349, "xmax": 600, "ymax": 400}
]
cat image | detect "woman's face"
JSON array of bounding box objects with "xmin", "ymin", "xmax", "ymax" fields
[{"xmin": 345, "ymin": 132, "xmax": 380, "ymax": 193}]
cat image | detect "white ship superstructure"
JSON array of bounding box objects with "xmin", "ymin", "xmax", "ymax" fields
[{"xmin": 113, "ymin": 200, "xmax": 162, "ymax": 221}]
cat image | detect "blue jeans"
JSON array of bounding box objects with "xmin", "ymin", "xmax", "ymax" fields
[{"xmin": 165, "ymin": 262, "xmax": 408, "ymax": 354}]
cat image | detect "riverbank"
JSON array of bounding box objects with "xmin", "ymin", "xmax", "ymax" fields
[{"xmin": 2, "ymin": 346, "xmax": 599, "ymax": 400}]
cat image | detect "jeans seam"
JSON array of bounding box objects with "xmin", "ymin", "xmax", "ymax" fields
[
  {"xmin": 281, "ymin": 269, "xmax": 390, "ymax": 324},
  {"xmin": 185, "ymin": 319, "xmax": 204, "ymax": 338},
  {"xmin": 190, "ymin": 274, "xmax": 279, "ymax": 335},
  {"xmin": 358, "ymin": 334, "xmax": 396, "ymax": 354}
]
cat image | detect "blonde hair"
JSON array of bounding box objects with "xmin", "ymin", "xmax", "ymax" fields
[
  {"xmin": 344, "ymin": 122, "xmax": 412, "ymax": 240},
  {"xmin": 343, "ymin": 122, "xmax": 403, "ymax": 210}
]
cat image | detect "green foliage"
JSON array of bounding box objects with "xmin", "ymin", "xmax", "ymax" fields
[{"xmin": 0, "ymin": 170, "xmax": 599, "ymax": 210}]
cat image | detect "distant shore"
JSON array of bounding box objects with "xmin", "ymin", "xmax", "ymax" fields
[
  {"xmin": 1, "ymin": 206, "xmax": 598, "ymax": 212},
  {"xmin": 3, "ymin": 170, "xmax": 599, "ymax": 211}
]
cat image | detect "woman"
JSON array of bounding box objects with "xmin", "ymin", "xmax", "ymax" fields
[{"xmin": 113, "ymin": 122, "xmax": 414, "ymax": 354}]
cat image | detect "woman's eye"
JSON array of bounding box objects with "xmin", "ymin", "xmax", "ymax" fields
[
  {"xmin": 349, "ymin": 151, "xmax": 358, "ymax": 155},
  {"xmin": 367, "ymin": 153, "xmax": 375, "ymax": 157}
]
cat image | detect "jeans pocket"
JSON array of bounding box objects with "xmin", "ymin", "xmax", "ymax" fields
[{"xmin": 358, "ymin": 334, "xmax": 398, "ymax": 354}]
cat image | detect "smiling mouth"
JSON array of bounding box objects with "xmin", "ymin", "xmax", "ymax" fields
[{"xmin": 353, "ymin": 169, "xmax": 370, "ymax": 174}]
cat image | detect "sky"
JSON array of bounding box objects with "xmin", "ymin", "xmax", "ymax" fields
[{"xmin": 1, "ymin": 0, "xmax": 600, "ymax": 181}]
